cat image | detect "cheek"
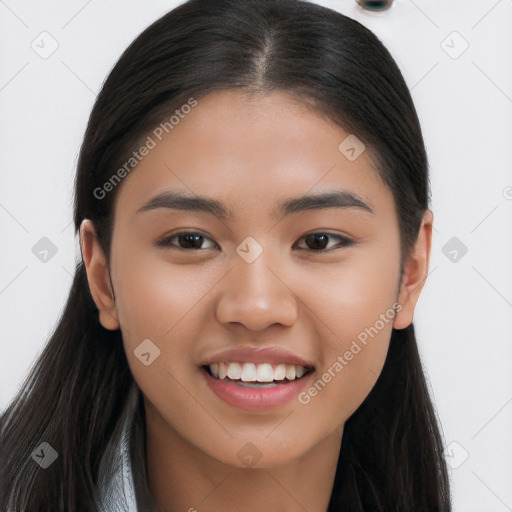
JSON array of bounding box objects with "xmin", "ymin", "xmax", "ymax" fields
[
  {"xmin": 296, "ymin": 280, "xmax": 396, "ymax": 427},
  {"xmin": 111, "ymin": 249, "xmax": 223, "ymax": 401},
  {"xmin": 293, "ymin": 245, "xmax": 399, "ymax": 419},
  {"xmin": 111, "ymin": 247, "xmax": 220, "ymax": 345},
  {"xmin": 296, "ymin": 241, "xmax": 400, "ymax": 346},
  {"xmin": 112, "ymin": 252, "xmax": 212, "ymax": 423},
  {"xmin": 297, "ymin": 327, "xmax": 391, "ymax": 433}
]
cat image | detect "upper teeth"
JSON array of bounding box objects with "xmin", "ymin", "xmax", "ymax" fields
[{"xmin": 208, "ymin": 362, "xmax": 308, "ymax": 382}]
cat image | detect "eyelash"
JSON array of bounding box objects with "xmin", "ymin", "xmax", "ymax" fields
[{"xmin": 156, "ymin": 231, "xmax": 355, "ymax": 253}]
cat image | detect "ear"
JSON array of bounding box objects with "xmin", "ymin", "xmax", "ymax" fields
[
  {"xmin": 79, "ymin": 219, "xmax": 120, "ymax": 330},
  {"xmin": 393, "ymin": 209, "xmax": 433, "ymax": 330}
]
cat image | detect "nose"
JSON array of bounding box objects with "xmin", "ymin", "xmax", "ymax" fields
[{"xmin": 215, "ymin": 250, "xmax": 299, "ymax": 331}]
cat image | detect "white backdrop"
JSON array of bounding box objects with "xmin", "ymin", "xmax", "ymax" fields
[{"xmin": 1, "ymin": 1, "xmax": 511, "ymax": 510}]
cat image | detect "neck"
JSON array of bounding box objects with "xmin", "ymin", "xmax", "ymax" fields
[{"xmin": 145, "ymin": 403, "xmax": 343, "ymax": 512}]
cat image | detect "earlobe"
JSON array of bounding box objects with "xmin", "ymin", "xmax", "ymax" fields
[
  {"xmin": 393, "ymin": 209, "xmax": 433, "ymax": 330},
  {"xmin": 79, "ymin": 219, "xmax": 120, "ymax": 331}
]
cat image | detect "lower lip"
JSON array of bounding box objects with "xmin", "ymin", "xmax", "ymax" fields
[{"xmin": 202, "ymin": 367, "xmax": 314, "ymax": 411}]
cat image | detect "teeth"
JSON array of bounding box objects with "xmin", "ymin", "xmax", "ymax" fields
[
  {"xmin": 240, "ymin": 362, "xmax": 257, "ymax": 382},
  {"xmin": 210, "ymin": 362, "xmax": 219, "ymax": 378},
  {"xmin": 256, "ymin": 363, "xmax": 274, "ymax": 382},
  {"xmin": 274, "ymin": 364, "xmax": 286, "ymax": 380},
  {"xmin": 285, "ymin": 365, "xmax": 296, "ymax": 380},
  {"xmin": 207, "ymin": 362, "xmax": 309, "ymax": 383},
  {"xmin": 236, "ymin": 381, "xmax": 278, "ymax": 388},
  {"xmin": 227, "ymin": 362, "xmax": 242, "ymax": 380},
  {"xmin": 218, "ymin": 362, "xmax": 228, "ymax": 380},
  {"xmin": 295, "ymin": 366, "xmax": 306, "ymax": 378}
]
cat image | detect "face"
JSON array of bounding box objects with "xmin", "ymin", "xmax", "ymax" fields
[{"xmin": 82, "ymin": 90, "xmax": 431, "ymax": 469}]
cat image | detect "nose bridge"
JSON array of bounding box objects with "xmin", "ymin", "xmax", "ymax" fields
[
  {"xmin": 232, "ymin": 248, "xmax": 279, "ymax": 296},
  {"xmin": 215, "ymin": 237, "xmax": 298, "ymax": 330}
]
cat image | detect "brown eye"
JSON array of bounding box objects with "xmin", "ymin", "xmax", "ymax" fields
[
  {"xmin": 295, "ymin": 233, "xmax": 355, "ymax": 252},
  {"xmin": 156, "ymin": 231, "xmax": 354, "ymax": 253},
  {"xmin": 157, "ymin": 232, "xmax": 217, "ymax": 250}
]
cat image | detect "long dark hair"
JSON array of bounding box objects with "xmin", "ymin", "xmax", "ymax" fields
[{"xmin": 0, "ymin": 0, "xmax": 451, "ymax": 510}]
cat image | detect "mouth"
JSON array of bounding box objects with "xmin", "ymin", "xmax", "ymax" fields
[{"xmin": 202, "ymin": 361, "xmax": 315, "ymax": 388}]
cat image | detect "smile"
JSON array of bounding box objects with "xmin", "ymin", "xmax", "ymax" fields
[
  {"xmin": 205, "ymin": 361, "xmax": 312, "ymax": 385},
  {"xmin": 201, "ymin": 362, "xmax": 315, "ymax": 410}
]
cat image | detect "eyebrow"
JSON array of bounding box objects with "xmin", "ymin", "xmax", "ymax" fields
[{"xmin": 136, "ymin": 189, "xmax": 374, "ymax": 219}]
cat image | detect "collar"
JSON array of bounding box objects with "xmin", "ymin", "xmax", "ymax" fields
[{"xmin": 97, "ymin": 383, "xmax": 140, "ymax": 512}]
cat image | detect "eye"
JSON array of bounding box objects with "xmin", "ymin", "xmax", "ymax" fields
[
  {"xmin": 156, "ymin": 231, "xmax": 217, "ymax": 251},
  {"xmin": 294, "ymin": 232, "xmax": 355, "ymax": 252},
  {"xmin": 156, "ymin": 231, "xmax": 354, "ymax": 253}
]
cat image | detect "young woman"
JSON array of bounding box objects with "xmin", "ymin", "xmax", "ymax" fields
[{"xmin": 0, "ymin": 0, "xmax": 451, "ymax": 510}]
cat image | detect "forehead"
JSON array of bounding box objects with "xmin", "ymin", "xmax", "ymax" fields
[{"xmin": 113, "ymin": 90, "xmax": 394, "ymax": 222}]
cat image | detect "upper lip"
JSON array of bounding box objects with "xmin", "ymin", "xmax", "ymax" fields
[{"xmin": 199, "ymin": 346, "xmax": 314, "ymax": 368}]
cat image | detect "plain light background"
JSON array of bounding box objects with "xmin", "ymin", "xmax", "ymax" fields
[{"xmin": 1, "ymin": 1, "xmax": 511, "ymax": 510}]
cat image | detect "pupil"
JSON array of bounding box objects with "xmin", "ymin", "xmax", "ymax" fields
[
  {"xmin": 180, "ymin": 234, "xmax": 202, "ymax": 249},
  {"xmin": 306, "ymin": 234, "xmax": 329, "ymax": 250}
]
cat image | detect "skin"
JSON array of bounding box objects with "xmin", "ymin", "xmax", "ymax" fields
[{"xmin": 80, "ymin": 90, "xmax": 432, "ymax": 512}]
